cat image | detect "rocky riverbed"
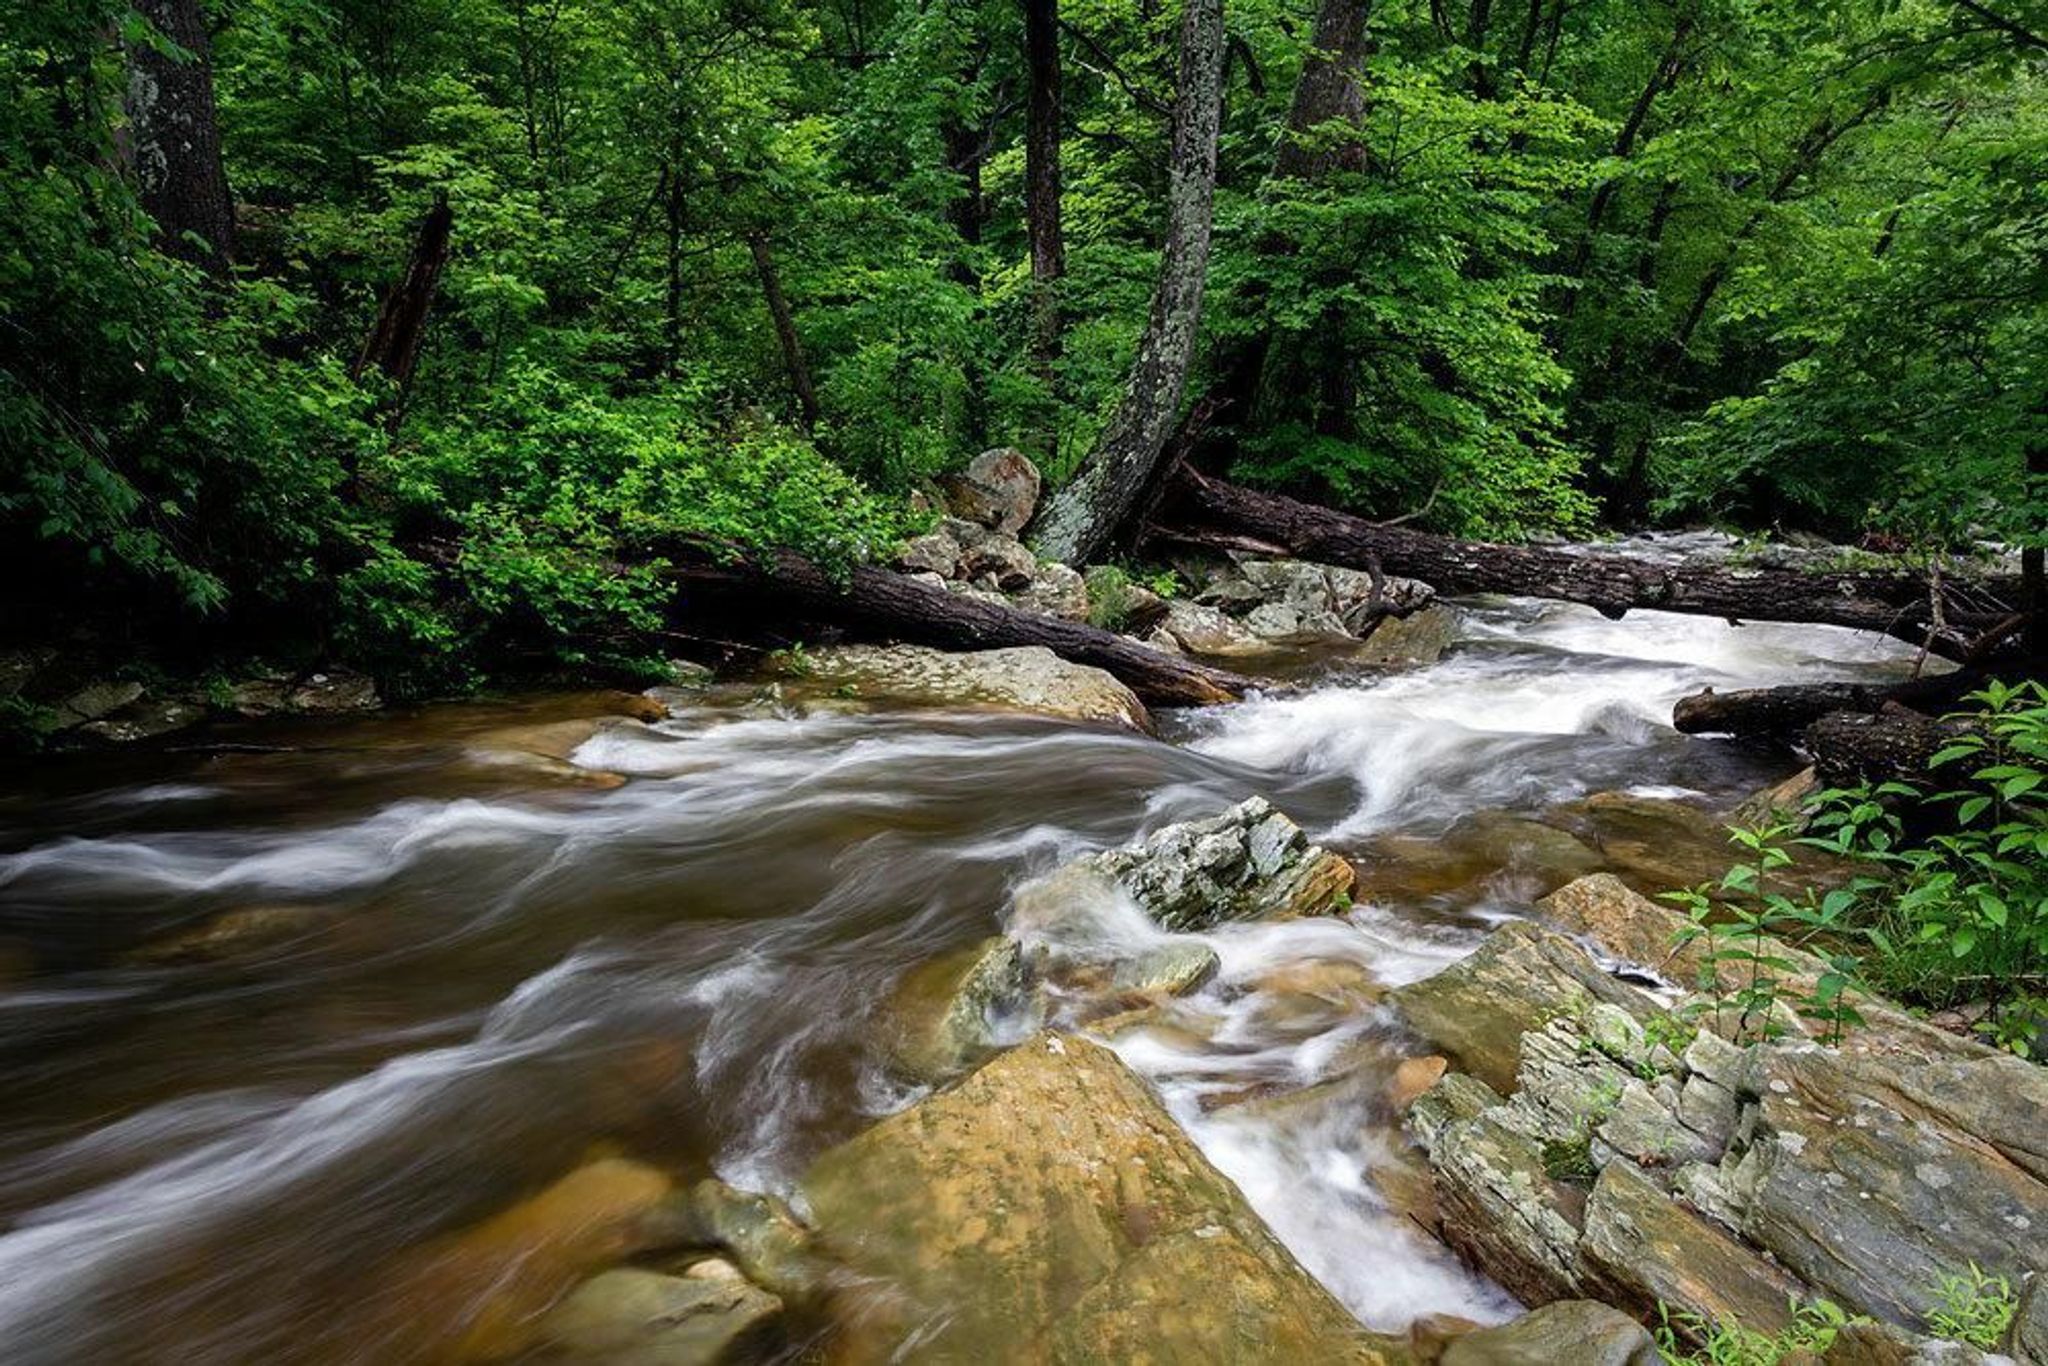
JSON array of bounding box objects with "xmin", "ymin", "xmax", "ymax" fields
[{"xmin": 0, "ymin": 517, "xmax": 2032, "ymax": 1362}]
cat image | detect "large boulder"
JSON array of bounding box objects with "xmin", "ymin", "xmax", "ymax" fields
[
  {"xmin": 1017, "ymin": 797, "xmax": 1355, "ymax": 934},
  {"xmin": 1390, "ymin": 920, "xmax": 1659, "ymax": 1094},
  {"xmin": 799, "ymin": 1033, "xmax": 1404, "ymax": 1362},
  {"xmin": 797, "ymin": 644, "xmax": 1149, "ymax": 731},
  {"xmin": 1724, "ymin": 1041, "xmax": 2048, "ymax": 1329},
  {"xmin": 940, "ymin": 448, "xmax": 1042, "ymax": 535}
]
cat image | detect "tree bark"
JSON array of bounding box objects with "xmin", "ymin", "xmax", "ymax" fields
[
  {"xmin": 353, "ymin": 195, "xmax": 454, "ymax": 432},
  {"xmin": 1024, "ymin": 0, "xmax": 1066, "ymax": 376},
  {"xmin": 126, "ymin": 0, "xmax": 234, "ymax": 276},
  {"xmin": 1159, "ymin": 467, "xmax": 2026, "ymax": 659},
  {"xmin": 747, "ymin": 233, "xmax": 821, "ymax": 432},
  {"xmin": 1672, "ymin": 671, "xmax": 1985, "ymax": 737},
  {"xmin": 662, "ymin": 546, "xmax": 1251, "ymax": 706},
  {"xmin": 1807, "ymin": 708, "xmax": 1965, "ymax": 793},
  {"xmin": 1029, "ymin": 0, "xmax": 1227, "ymax": 565},
  {"xmin": 1272, "ymin": 0, "xmax": 1373, "ymax": 180}
]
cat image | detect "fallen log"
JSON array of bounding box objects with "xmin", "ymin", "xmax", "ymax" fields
[
  {"xmin": 1158, "ymin": 468, "xmax": 2024, "ymax": 661},
  {"xmin": 1672, "ymin": 671, "xmax": 1983, "ymax": 737},
  {"xmin": 1807, "ymin": 707, "xmax": 1966, "ymax": 793},
  {"xmin": 662, "ymin": 546, "xmax": 1252, "ymax": 708}
]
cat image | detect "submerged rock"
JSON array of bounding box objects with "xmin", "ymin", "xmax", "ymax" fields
[
  {"xmin": 796, "ymin": 644, "xmax": 1149, "ymax": 731},
  {"xmin": 124, "ymin": 904, "xmax": 329, "ymax": 966},
  {"xmin": 1023, "ymin": 797, "xmax": 1355, "ymax": 933},
  {"xmin": 1437, "ymin": 1299, "xmax": 1658, "ymax": 1365},
  {"xmin": 532, "ymin": 1263, "xmax": 783, "ymax": 1364},
  {"xmin": 376, "ymin": 1157, "xmax": 678, "ymax": 1363},
  {"xmin": 799, "ymin": 1033, "xmax": 1404, "ymax": 1362},
  {"xmin": 881, "ymin": 936, "xmax": 1045, "ymax": 1084}
]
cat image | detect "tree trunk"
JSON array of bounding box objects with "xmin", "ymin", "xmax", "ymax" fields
[
  {"xmin": 1672, "ymin": 671, "xmax": 1985, "ymax": 738},
  {"xmin": 1807, "ymin": 708, "xmax": 1966, "ymax": 794},
  {"xmin": 353, "ymin": 195, "xmax": 453, "ymax": 433},
  {"xmin": 747, "ymin": 233, "xmax": 821, "ymax": 432},
  {"xmin": 1159, "ymin": 467, "xmax": 2026, "ymax": 659},
  {"xmin": 662, "ymin": 546, "xmax": 1251, "ymax": 706},
  {"xmin": 1272, "ymin": 0, "xmax": 1373, "ymax": 180},
  {"xmin": 1024, "ymin": 0, "xmax": 1066, "ymax": 378},
  {"xmin": 1029, "ymin": 0, "xmax": 1227, "ymax": 566},
  {"xmin": 126, "ymin": 0, "xmax": 234, "ymax": 276}
]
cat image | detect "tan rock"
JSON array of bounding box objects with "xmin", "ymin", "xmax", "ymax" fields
[
  {"xmin": 800, "ymin": 1034, "xmax": 1403, "ymax": 1363},
  {"xmin": 795, "ymin": 644, "xmax": 1150, "ymax": 731}
]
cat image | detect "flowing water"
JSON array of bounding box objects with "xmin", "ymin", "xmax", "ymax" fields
[{"xmin": 0, "ymin": 596, "xmax": 1932, "ymax": 1362}]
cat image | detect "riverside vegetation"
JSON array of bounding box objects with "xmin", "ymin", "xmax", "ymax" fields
[{"xmin": 3, "ymin": 0, "xmax": 2046, "ymax": 1363}]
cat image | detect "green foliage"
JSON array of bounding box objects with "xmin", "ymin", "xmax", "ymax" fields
[
  {"xmin": 1664, "ymin": 822, "xmax": 1869, "ymax": 1046},
  {"xmin": 4, "ymin": 0, "xmax": 2042, "ymax": 697},
  {"xmin": 1084, "ymin": 565, "xmax": 1138, "ymax": 631},
  {"xmin": 1925, "ymin": 1263, "xmax": 2018, "ymax": 1350},
  {"xmin": 1655, "ymin": 1299, "xmax": 1856, "ymax": 1366},
  {"xmin": 1803, "ymin": 682, "xmax": 2048, "ymax": 1056}
]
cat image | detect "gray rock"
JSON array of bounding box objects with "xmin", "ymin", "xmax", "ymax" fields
[
  {"xmin": 78, "ymin": 698, "xmax": 205, "ymax": 743},
  {"xmin": 533, "ymin": 1264, "xmax": 782, "ymax": 1364},
  {"xmin": 1357, "ymin": 605, "xmax": 1458, "ymax": 667},
  {"xmin": 53, "ymin": 680, "xmax": 143, "ymax": 727},
  {"xmin": 1736, "ymin": 1043, "xmax": 2048, "ymax": 1328},
  {"xmin": 1415, "ymin": 1088, "xmax": 1587, "ymax": 1304},
  {"xmin": 287, "ymin": 669, "xmax": 379, "ymax": 714},
  {"xmin": 893, "ymin": 531, "xmax": 962, "ymax": 577},
  {"xmin": 1595, "ymin": 1077, "xmax": 1719, "ymax": 1170},
  {"xmin": 939, "ymin": 447, "xmax": 1042, "ymax": 534},
  {"xmin": 797, "ymin": 644, "xmax": 1150, "ymax": 731},
  {"xmin": 1822, "ymin": 1319, "xmax": 2017, "ymax": 1364},
  {"xmin": 1109, "ymin": 941, "xmax": 1221, "ymax": 997},
  {"xmin": 1577, "ymin": 1158, "xmax": 1804, "ymax": 1335},
  {"xmin": 1157, "ymin": 598, "xmax": 1275, "ymax": 657},
  {"xmin": 1011, "ymin": 560, "xmax": 1089, "ymax": 620},
  {"xmin": 1440, "ymin": 1300, "xmax": 1660, "ymax": 1365},
  {"xmin": 1391, "ymin": 920, "xmax": 1661, "ymax": 1095},
  {"xmin": 883, "ymin": 936, "xmax": 1045, "ymax": 1084},
  {"xmin": 956, "ymin": 534, "xmax": 1038, "ymax": 590},
  {"xmin": 1026, "ymin": 797, "xmax": 1355, "ymax": 933}
]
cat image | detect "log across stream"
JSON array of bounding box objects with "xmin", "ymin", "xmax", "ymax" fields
[{"xmin": 0, "ymin": 597, "xmax": 1938, "ymax": 1359}]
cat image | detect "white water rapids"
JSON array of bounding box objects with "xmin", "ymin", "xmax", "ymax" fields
[{"xmin": 0, "ymin": 596, "xmax": 1931, "ymax": 1361}]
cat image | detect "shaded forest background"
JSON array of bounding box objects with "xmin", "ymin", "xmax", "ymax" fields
[{"xmin": 3, "ymin": 0, "xmax": 2043, "ymax": 695}]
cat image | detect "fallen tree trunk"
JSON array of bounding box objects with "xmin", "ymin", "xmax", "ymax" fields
[
  {"xmin": 1158, "ymin": 468, "xmax": 2025, "ymax": 661},
  {"xmin": 1673, "ymin": 671, "xmax": 1983, "ymax": 737},
  {"xmin": 663, "ymin": 546, "xmax": 1252, "ymax": 707},
  {"xmin": 1807, "ymin": 708, "xmax": 1966, "ymax": 793}
]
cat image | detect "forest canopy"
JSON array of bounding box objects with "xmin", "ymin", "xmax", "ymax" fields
[{"xmin": 3, "ymin": 0, "xmax": 2043, "ymax": 692}]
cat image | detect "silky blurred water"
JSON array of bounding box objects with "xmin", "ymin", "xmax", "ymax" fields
[{"xmin": 0, "ymin": 600, "xmax": 1930, "ymax": 1362}]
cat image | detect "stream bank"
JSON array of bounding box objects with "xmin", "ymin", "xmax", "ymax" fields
[{"xmin": 0, "ymin": 557, "xmax": 2023, "ymax": 1362}]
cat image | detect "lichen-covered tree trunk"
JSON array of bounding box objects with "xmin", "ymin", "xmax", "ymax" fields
[
  {"xmin": 1024, "ymin": 0, "xmax": 1066, "ymax": 376},
  {"xmin": 1028, "ymin": 0, "xmax": 1227, "ymax": 566},
  {"xmin": 126, "ymin": 0, "xmax": 234, "ymax": 276}
]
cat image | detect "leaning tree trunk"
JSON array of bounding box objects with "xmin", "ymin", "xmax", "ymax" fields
[
  {"xmin": 126, "ymin": 0, "xmax": 234, "ymax": 276},
  {"xmin": 1672, "ymin": 671, "xmax": 1986, "ymax": 738},
  {"xmin": 1024, "ymin": 0, "xmax": 1066, "ymax": 378},
  {"xmin": 748, "ymin": 233, "xmax": 821, "ymax": 432},
  {"xmin": 1157, "ymin": 467, "xmax": 2027, "ymax": 661},
  {"xmin": 1029, "ymin": 0, "xmax": 1227, "ymax": 566},
  {"xmin": 354, "ymin": 195, "xmax": 453, "ymax": 434},
  {"xmin": 660, "ymin": 545, "xmax": 1252, "ymax": 707}
]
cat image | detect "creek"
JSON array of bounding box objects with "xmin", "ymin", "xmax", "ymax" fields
[{"xmin": 0, "ymin": 594, "xmax": 1929, "ymax": 1362}]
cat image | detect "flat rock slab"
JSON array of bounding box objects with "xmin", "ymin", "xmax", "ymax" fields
[
  {"xmin": 800, "ymin": 1033, "xmax": 1403, "ymax": 1363},
  {"xmin": 798, "ymin": 644, "xmax": 1150, "ymax": 731}
]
